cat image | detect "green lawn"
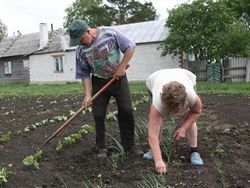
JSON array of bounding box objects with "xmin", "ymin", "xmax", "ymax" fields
[
  {"xmin": 0, "ymin": 81, "xmax": 249, "ymax": 96},
  {"xmin": 197, "ymin": 82, "xmax": 250, "ymax": 95}
]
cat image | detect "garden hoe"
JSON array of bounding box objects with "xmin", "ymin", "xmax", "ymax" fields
[
  {"xmin": 39, "ymin": 65, "xmax": 129, "ymax": 150},
  {"xmin": 39, "ymin": 76, "xmax": 118, "ymax": 150}
]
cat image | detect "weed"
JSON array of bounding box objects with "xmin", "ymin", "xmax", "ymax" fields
[
  {"xmin": 82, "ymin": 174, "xmax": 105, "ymax": 188},
  {"xmin": 106, "ymin": 133, "xmax": 126, "ymax": 172},
  {"xmin": 161, "ymin": 118, "xmax": 176, "ymax": 162},
  {"xmin": 135, "ymin": 118, "xmax": 148, "ymax": 143},
  {"xmin": 55, "ymin": 173, "xmax": 68, "ymax": 188},
  {"xmin": 213, "ymin": 143, "xmax": 225, "ymax": 157},
  {"xmin": 136, "ymin": 118, "xmax": 148, "ymax": 136},
  {"xmin": 199, "ymin": 121, "xmax": 211, "ymax": 132},
  {"xmin": 171, "ymin": 160, "xmax": 182, "ymax": 168},
  {"xmin": 137, "ymin": 173, "xmax": 168, "ymax": 188},
  {"xmin": 214, "ymin": 160, "xmax": 228, "ymax": 187}
]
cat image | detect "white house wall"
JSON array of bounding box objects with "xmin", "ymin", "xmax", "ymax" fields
[
  {"xmin": 29, "ymin": 52, "xmax": 76, "ymax": 84},
  {"xmin": 29, "ymin": 43, "xmax": 179, "ymax": 83},
  {"xmin": 126, "ymin": 43, "xmax": 179, "ymax": 81}
]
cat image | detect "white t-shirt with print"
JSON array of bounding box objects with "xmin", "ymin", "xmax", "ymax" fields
[{"xmin": 146, "ymin": 68, "xmax": 197, "ymax": 115}]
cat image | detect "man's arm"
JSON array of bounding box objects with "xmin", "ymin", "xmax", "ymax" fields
[
  {"xmin": 82, "ymin": 78, "xmax": 92, "ymax": 107},
  {"xmin": 115, "ymin": 46, "xmax": 135, "ymax": 77}
]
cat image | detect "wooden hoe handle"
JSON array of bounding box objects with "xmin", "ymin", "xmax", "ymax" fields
[{"xmin": 39, "ymin": 76, "xmax": 117, "ymax": 150}]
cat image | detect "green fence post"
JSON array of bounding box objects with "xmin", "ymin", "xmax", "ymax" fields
[{"xmin": 207, "ymin": 63, "xmax": 222, "ymax": 83}]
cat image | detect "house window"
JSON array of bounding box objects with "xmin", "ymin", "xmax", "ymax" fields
[
  {"xmin": 4, "ymin": 61, "xmax": 12, "ymax": 75},
  {"xmin": 53, "ymin": 56, "xmax": 64, "ymax": 72}
]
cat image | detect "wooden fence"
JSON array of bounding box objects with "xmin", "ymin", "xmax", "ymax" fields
[{"xmin": 187, "ymin": 58, "xmax": 250, "ymax": 82}]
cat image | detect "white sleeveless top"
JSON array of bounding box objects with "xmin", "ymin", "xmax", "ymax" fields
[{"xmin": 146, "ymin": 68, "xmax": 197, "ymax": 116}]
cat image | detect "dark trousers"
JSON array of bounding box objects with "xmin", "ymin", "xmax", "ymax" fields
[{"xmin": 91, "ymin": 75, "xmax": 135, "ymax": 150}]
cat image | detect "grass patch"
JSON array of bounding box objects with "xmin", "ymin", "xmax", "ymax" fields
[
  {"xmin": 0, "ymin": 81, "xmax": 249, "ymax": 96},
  {"xmin": 0, "ymin": 82, "xmax": 82, "ymax": 96},
  {"xmin": 197, "ymin": 82, "xmax": 250, "ymax": 95}
]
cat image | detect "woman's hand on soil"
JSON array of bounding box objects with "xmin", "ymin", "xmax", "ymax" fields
[{"xmin": 155, "ymin": 159, "xmax": 167, "ymax": 174}]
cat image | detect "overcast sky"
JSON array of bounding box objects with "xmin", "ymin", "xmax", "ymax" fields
[{"xmin": 0, "ymin": 0, "xmax": 191, "ymax": 37}]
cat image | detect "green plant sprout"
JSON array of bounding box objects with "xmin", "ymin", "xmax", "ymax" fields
[
  {"xmin": 69, "ymin": 110, "xmax": 75, "ymax": 116},
  {"xmin": 106, "ymin": 133, "xmax": 126, "ymax": 172},
  {"xmin": 23, "ymin": 150, "xmax": 43, "ymax": 169},
  {"xmin": 82, "ymin": 174, "xmax": 105, "ymax": 188},
  {"xmin": 0, "ymin": 166, "xmax": 12, "ymax": 185},
  {"xmin": 137, "ymin": 173, "xmax": 167, "ymax": 188},
  {"xmin": 132, "ymin": 99, "xmax": 142, "ymax": 111},
  {"xmin": 54, "ymin": 115, "xmax": 68, "ymax": 122},
  {"xmin": 161, "ymin": 118, "xmax": 176, "ymax": 162},
  {"xmin": 56, "ymin": 124, "xmax": 94, "ymax": 151},
  {"xmin": 0, "ymin": 131, "xmax": 13, "ymax": 143},
  {"xmin": 142, "ymin": 94, "xmax": 149, "ymax": 102},
  {"xmin": 24, "ymin": 119, "xmax": 49, "ymax": 132},
  {"xmin": 214, "ymin": 143, "xmax": 225, "ymax": 157},
  {"xmin": 82, "ymin": 107, "xmax": 92, "ymax": 114},
  {"xmin": 106, "ymin": 110, "xmax": 118, "ymax": 121},
  {"xmin": 214, "ymin": 160, "xmax": 228, "ymax": 187},
  {"xmin": 134, "ymin": 118, "xmax": 148, "ymax": 143}
]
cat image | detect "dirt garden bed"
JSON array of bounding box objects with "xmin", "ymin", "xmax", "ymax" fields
[{"xmin": 0, "ymin": 94, "xmax": 250, "ymax": 188}]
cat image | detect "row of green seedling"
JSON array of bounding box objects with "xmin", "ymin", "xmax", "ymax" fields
[
  {"xmin": 0, "ymin": 108, "xmax": 93, "ymax": 145},
  {"xmin": 22, "ymin": 124, "xmax": 94, "ymax": 169}
]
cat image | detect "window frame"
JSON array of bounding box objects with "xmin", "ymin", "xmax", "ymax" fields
[
  {"xmin": 53, "ymin": 55, "xmax": 64, "ymax": 73},
  {"xmin": 4, "ymin": 61, "xmax": 12, "ymax": 75}
]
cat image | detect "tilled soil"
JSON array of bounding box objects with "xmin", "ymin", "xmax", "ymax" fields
[{"xmin": 0, "ymin": 94, "xmax": 250, "ymax": 188}]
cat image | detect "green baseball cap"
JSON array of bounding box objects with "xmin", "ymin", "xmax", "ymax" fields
[{"xmin": 68, "ymin": 20, "xmax": 89, "ymax": 46}]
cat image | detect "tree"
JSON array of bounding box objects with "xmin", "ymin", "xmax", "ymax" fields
[
  {"xmin": 64, "ymin": 0, "xmax": 158, "ymax": 28},
  {"xmin": 64, "ymin": 0, "xmax": 111, "ymax": 27},
  {"xmin": 224, "ymin": 0, "xmax": 250, "ymax": 19},
  {"xmin": 224, "ymin": 21, "xmax": 250, "ymax": 57},
  {"xmin": 161, "ymin": 0, "xmax": 250, "ymax": 63},
  {"xmin": 0, "ymin": 19, "xmax": 7, "ymax": 41},
  {"xmin": 106, "ymin": 0, "xmax": 158, "ymax": 24}
]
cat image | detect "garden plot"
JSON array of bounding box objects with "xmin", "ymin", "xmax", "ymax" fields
[{"xmin": 0, "ymin": 94, "xmax": 250, "ymax": 188}]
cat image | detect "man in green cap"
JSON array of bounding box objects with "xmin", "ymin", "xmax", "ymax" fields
[{"xmin": 68, "ymin": 19, "xmax": 141, "ymax": 158}]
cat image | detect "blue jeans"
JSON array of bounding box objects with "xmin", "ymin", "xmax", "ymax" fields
[{"xmin": 91, "ymin": 75, "xmax": 135, "ymax": 150}]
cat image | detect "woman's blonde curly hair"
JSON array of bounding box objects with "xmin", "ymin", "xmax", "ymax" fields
[{"xmin": 161, "ymin": 81, "xmax": 187, "ymax": 115}]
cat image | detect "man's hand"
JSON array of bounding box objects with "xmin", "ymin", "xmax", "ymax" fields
[
  {"xmin": 173, "ymin": 127, "xmax": 186, "ymax": 140},
  {"xmin": 114, "ymin": 65, "xmax": 127, "ymax": 79},
  {"xmin": 155, "ymin": 159, "xmax": 167, "ymax": 174},
  {"xmin": 82, "ymin": 95, "xmax": 92, "ymax": 109}
]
